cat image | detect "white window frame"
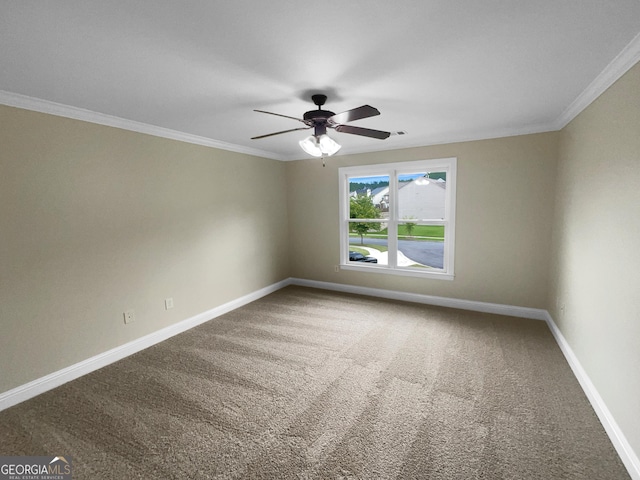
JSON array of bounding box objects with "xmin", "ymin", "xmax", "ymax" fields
[{"xmin": 339, "ymin": 157, "xmax": 457, "ymax": 280}]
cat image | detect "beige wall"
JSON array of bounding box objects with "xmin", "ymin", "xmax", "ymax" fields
[
  {"xmin": 286, "ymin": 132, "xmax": 559, "ymax": 309},
  {"xmin": 2, "ymin": 62, "xmax": 638, "ymax": 463},
  {"xmin": 549, "ymin": 61, "xmax": 640, "ymax": 454},
  {"xmin": 0, "ymin": 105, "xmax": 290, "ymax": 392}
]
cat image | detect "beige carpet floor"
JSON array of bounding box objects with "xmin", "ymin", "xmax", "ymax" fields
[{"xmin": 0, "ymin": 286, "xmax": 630, "ymax": 479}]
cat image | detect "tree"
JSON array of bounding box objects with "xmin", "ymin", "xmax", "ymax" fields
[
  {"xmin": 349, "ymin": 180, "xmax": 389, "ymax": 193},
  {"xmin": 403, "ymin": 216, "xmax": 417, "ymax": 237},
  {"xmin": 350, "ymin": 194, "xmax": 381, "ymax": 244}
]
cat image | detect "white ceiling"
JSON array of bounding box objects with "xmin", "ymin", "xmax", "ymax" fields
[{"xmin": 2, "ymin": 1, "xmax": 640, "ymax": 160}]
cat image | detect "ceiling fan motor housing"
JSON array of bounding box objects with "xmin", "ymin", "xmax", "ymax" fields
[
  {"xmin": 303, "ymin": 109, "xmax": 336, "ymax": 121},
  {"xmin": 303, "ymin": 100, "xmax": 336, "ymax": 136}
]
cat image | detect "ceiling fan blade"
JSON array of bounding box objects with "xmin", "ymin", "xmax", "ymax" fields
[
  {"xmin": 251, "ymin": 127, "xmax": 311, "ymax": 140},
  {"xmin": 334, "ymin": 124, "xmax": 391, "ymax": 139},
  {"xmin": 254, "ymin": 109, "xmax": 310, "ymax": 125},
  {"xmin": 328, "ymin": 105, "xmax": 380, "ymax": 125}
]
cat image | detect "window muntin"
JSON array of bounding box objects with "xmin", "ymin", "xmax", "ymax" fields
[{"xmin": 339, "ymin": 158, "xmax": 456, "ymax": 280}]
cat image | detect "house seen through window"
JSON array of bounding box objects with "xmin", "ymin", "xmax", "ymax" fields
[{"xmin": 339, "ymin": 158, "xmax": 457, "ymax": 280}]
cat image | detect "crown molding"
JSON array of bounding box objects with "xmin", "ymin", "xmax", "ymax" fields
[
  {"xmin": 0, "ymin": 89, "xmax": 560, "ymax": 162},
  {"xmin": 3, "ymin": 26, "xmax": 639, "ymax": 163},
  {"xmin": 283, "ymin": 121, "xmax": 558, "ymax": 161},
  {"xmin": 0, "ymin": 90, "xmax": 287, "ymax": 161},
  {"xmin": 555, "ymin": 31, "xmax": 640, "ymax": 129}
]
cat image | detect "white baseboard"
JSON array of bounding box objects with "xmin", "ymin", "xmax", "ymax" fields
[
  {"xmin": 544, "ymin": 312, "xmax": 640, "ymax": 480},
  {"xmin": 0, "ymin": 278, "xmax": 291, "ymax": 413},
  {"xmin": 290, "ymin": 278, "xmax": 639, "ymax": 479},
  {"xmin": 2, "ymin": 277, "xmax": 637, "ymax": 480},
  {"xmin": 289, "ymin": 278, "xmax": 548, "ymax": 320}
]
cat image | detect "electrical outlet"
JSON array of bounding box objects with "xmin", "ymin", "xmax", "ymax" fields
[
  {"xmin": 165, "ymin": 298, "xmax": 174, "ymax": 310},
  {"xmin": 123, "ymin": 309, "xmax": 135, "ymax": 324},
  {"xmin": 334, "ymin": 265, "xmax": 340, "ymax": 273}
]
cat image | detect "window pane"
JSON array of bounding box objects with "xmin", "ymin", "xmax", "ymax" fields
[
  {"xmin": 398, "ymin": 171, "xmax": 446, "ymax": 220},
  {"xmin": 340, "ymin": 158, "xmax": 455, "ymax": 279},
  {"xmin": 348, "ymin": 222, "xmax": 387, "ymax": 265},
  {"xmin": 395, "ymin": 224, "xmax": 444, "ymax": 269},
  {"xmin": 349, "ymin": 175, "xmax": 390, "ymax": 217}
]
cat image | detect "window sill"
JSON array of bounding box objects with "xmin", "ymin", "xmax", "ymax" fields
[{"xmin": 340, "ymin": 263, "xmax": 454, "ymax": 281}]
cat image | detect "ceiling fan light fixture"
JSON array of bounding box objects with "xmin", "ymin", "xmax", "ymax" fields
[
  {"xmin": 318, "ymin": 134, "xmax": 341, "ymax": 156},
  {"xmin": 299, "ymin": 135, "xmax": 322, "ymax": 157},
  {"xmin": 299, "ymin": 134, "xmax": 341, "ymax": 157}
]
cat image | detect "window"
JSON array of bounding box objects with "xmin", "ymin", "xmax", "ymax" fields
[{"xmin": 339, "ymin": 157, "xmax": 456, "ymax": 280}]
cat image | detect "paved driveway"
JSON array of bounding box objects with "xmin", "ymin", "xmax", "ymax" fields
[{"xmin": 350, "ymin": 237, "xmax": 444, "ymax": 268}]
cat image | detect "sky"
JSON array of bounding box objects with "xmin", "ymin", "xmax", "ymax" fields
[{"xmin": 349, "ymin": 173, "xmax": 425, "ymax": 184}]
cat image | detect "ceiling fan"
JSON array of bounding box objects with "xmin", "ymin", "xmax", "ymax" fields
[{"xmin": 251, "ymin": 94, "xmax": 391, "ymax": 158}]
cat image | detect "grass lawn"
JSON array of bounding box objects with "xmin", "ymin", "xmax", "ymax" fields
[
  {"xmin": 350, "ymin": 225, "xmax": 444, "ymax": 241},
  {"xmin": 383, "ymin": 225, "xmax": 444, "ymax": 239}
]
